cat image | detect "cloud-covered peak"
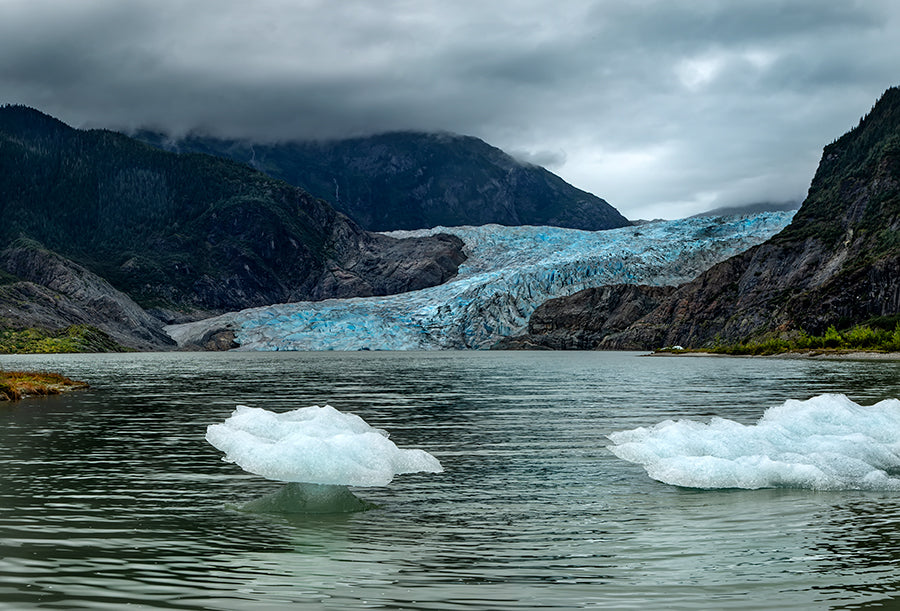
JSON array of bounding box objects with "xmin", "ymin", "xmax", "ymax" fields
[{"xmin": 2, "ymin": 1, "xmax": 898, "ymax": 218}]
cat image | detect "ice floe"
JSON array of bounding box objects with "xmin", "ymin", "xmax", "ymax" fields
[
  {"xmin": 607, "ymin": 394, "xmax": 900, "ymax": 490},
  {"xmin": 206, "ymin": 404, "xmax": 443, "ymax": 487}
]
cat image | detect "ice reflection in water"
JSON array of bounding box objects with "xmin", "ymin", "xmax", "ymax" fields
[{"xmin": 0, "ymin": 351, "xmax": 898, "ymax": 609}]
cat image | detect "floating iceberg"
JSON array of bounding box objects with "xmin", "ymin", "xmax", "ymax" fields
[
  {"xmin": 207, "ymin": 404, "xmax": 443, "ymax": 487},
  {"xmin": 167, "ymin": 212, "xmax": 794, "ymax": 350},
  {"xmin": 207, "ymin": 405, "xmax": 443, "ymax": 513},
  {"xmin": 607, "ymin": 394, "xmax": 900, "ymax": 490}
]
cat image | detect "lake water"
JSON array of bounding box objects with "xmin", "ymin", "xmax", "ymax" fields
[{"xmin": 1, "ymin": 351, "xmax": 899, "ymax": 610}]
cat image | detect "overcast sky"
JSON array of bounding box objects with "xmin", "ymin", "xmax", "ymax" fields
[{"xmin": 2, "ymin": 1, "xmax": 898, "ymax": 219}]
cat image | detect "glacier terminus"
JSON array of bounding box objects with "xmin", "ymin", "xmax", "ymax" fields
[{"xmin": 165, "ymin": 212, "xmax": 795, "ymax": 351}]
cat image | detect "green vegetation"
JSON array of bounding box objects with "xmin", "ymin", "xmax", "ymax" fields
[
  {"xmin": 0, "ymin": 269, "xmax": 20, "ymax": 286},
  {"xmin": 0, "ymin": 325, "xmax": 128, "ymax": 354},
  {"xmin": 773, "ymin": 86, "xmax": 900, "ymax": 251},
  {"xmin": 707, "ymin": 320, "xmax": 900, "ymax": 356},
  {"xmin": 0, "ymin": 370, "xmax": 88, "ymax": 401}
]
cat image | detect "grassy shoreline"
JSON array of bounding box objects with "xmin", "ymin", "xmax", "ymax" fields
[
  {"xmin": 0, "ymin": 370, "xmax": 89, "ymax": 401},
  {"xmin": 0, "ymin": 324, "xmax": 129, "ymax": 354},
  {"xmin": 652, "ymin": 347, "xmax": 900, "ymax": 360},
  {"xmin": 654, "ymin": 320, "xmax": 900, "ymax": 359}
]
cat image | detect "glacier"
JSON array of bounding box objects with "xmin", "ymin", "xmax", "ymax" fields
[
  {"xmin": 166, "ymin": 212, "xmax": 794, "ymax": 351},
  {"xmin": 607, "ymin": 393, "xmax": 900, "ymax": 490}
]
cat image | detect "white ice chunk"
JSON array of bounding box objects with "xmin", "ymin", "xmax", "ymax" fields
[
  {"xmin": 607, "ymin": 394, "xmax": 900, "ymax": 490},
  {"xmin": 206, "ymin": 404, "xmax": 443, "ymax": 486}
]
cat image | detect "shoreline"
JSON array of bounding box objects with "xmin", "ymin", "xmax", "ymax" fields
[{"xmin": 649, "ymin": 349, "xmax": 900, "ymax": 360}]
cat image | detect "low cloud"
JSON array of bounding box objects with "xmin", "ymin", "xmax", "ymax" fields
[
  {"xmin": 1, "ymin": 0, "xmax": 898, "ymax": 218},
  {"xmin": 510, "ymin": 148, "xmax": 568, "ymax": 169}
]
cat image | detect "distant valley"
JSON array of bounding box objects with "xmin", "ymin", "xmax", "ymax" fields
[{"xmin": 166, "ymin": 214, "xmax": 794, "ymax": 351}]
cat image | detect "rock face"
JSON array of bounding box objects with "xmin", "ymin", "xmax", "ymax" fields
[
  {"xmin": 496, "ymin": 284, "xmax": 676, "ymax": 350},
  {"xmin": 600, "ymin": 87, "xmax": 900, "ymax": 349},
  {"xmin": 136, "ymin": 131, "xmax": 631, "ymax": 232},
  {"xmin": 0, "ymin": 242, "xmax": 174, "ymax": 350},
  {"xmin": 311, "ymin": 231, "xmax": 465, "ymax": 300},
  {"xmin": 0, "ymin": 106, "xmax": 466, "ymax": 320}
]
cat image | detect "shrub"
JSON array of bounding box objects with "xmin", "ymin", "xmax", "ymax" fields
[
  {"xmin": 823, "ymin": 325, "xmax": 844, "ymax": 348},
  {"xmin": 843, "ymin": 325, "xmax": 880, "ymax": 348},
  {"xmin": 886, "ymin": 323, "xmax": 900, "ymax": 352}
]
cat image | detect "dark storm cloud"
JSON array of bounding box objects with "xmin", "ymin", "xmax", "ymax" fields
[{"xmin": 1, "ymin": 0, "xmax": 898, "ymax": 218}]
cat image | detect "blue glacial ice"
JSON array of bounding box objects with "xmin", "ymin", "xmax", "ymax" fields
[
  {"xmin": 607, "ymin": 394, "xmax": 900, "ymax": 490},
  {"xmin": 167, "ymin": 212, "xmax": 794, "ymax": 350},
  {"xmin": 206, "ymin": 404, "xmax": 443, "ymax": 487}
]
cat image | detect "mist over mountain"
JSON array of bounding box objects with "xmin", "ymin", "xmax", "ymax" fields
[
  {"xmin": 689, "ymin": 201, "xmax": 801, "ymax": 218},
  {"xmin": 135, "ymin": 130, "xmax": 631, "ymax": 232},
  {"xmin": 7, "ymin": 81, "xmax": 894, "ymax": 355}
]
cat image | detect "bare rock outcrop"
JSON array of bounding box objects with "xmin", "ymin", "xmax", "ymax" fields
[
  {"xmin": 0, "ymin": 242, "xmax": 175, "ymax": 350},
  {"xmin": 495, "ymin": 284, "xmax": 675, "ymax": 350}
]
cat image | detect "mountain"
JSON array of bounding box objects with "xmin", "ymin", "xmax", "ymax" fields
[
  {"xmin": 494, "ymin": 284, "xmax": 677, "ymax": 350},
  {"xmin": 135, "ymin": 131, "xmax": 631, "ymax": 232},
  {"xmin": 689, "ymin": 201, "xmax": 801, "ymax": 218},
  {"xmin": 164, "ymin": 213, "xmax": 794, "ymax": 351},
  {"xmin": 0, "ymin": 239, "xmax": 174, "ymax": 350},
  {"xmin": 0, "ymin": 105, "xmax": 465, "ymax": 323},
  {"xmin": 0, "ymin": 105, "xmax": 467, "ymax": 349},
  {"xmin": 523, "ymin": 87, "xmax": 900, "ymax": 350}
]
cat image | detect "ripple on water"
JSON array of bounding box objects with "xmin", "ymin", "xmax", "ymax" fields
[{"xmin": 0, "ymin": 351, "xmax": 899, "ymax": 609}]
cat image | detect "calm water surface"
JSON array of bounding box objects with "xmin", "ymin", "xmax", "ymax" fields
[{"xmin": 0, "ymin": 351, "xmax": 899, "ymax": 610}]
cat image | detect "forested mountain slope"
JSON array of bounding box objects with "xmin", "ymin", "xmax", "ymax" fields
[
  {"xmin": 0, "ymin": 106, "xmax": 465, "ymax": 319},
  {"xmin": 136, "ymin": 131, "xmax": 631, "ymax": 232}
]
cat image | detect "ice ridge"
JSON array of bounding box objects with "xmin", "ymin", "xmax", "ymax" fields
[{"xmin": 167, "ymin": 212, "xmax": 794, "ymax": 350}]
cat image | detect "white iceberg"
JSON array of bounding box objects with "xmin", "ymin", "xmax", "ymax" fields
[
  {"xmin": 607, "ymin": 394, "xmax": 900, "ymax": 490},
  {"xmin": 206, "ymin": 404, "xmax": 443, "ymax": 487}
]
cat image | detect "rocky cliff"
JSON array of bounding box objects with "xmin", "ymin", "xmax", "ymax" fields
[
  {"xmin": 136, "ymin": 131, "xmax": 631, "ymax": 232},
  {"xmin": 0, "ymin": 241, "xmax": 174, "ymax": 350},
  {"xmin": 496, "ymin": 284, "xmax": 676, "ymax": 350},
  {"xmin": 531, "ymin": 87, "xmax": 900, "ymax": 350}
]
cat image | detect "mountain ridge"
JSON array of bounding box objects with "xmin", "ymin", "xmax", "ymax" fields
[{"xmin": 134, "ymin": 130, "xmax": 631, "ymax": 232}]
